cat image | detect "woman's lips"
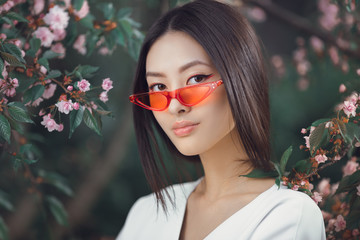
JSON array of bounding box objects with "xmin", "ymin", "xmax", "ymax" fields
[{"xmin": 172, "ymin": 121, "xmax": 199, "ymax": 137}]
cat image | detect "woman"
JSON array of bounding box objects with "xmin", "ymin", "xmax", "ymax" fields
[{"xmin": 117, "ymin": 0, "xmax": 325, "ymax": 239}]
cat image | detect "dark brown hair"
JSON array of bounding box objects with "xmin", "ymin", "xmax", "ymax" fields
[{"xmin": 132, "ymin": 0, "xmax": 272, "ymax": 211}]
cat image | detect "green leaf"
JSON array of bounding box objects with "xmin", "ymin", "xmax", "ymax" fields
[
  {"xmin": 335, "ymin": 170, "xmax": 360, "ymax": 194},
  {"xmin": 116, "ymin": 7, "xmax": 132, "ymax": 20},
  {"xmin": 311, "ymin": 118, "xmax": 331, "ymax": 127},
  {"xmin": 76, "ymin": 65, "xmax": 99, "ymax": 78},
  {"xmin": 83, "ymin": 109, "xmax": 101, "ymax": 136},
  {"xmin": 119, "ymin": 19, "xmax": 132, "ymax": 40},
  {"xmin": 0, "ymin": 57, "xmax": 3, "ymax": 78},
  {"xmin": 240, "ymin": 169, "xmax": 278, "ymax": 178},
  {"xmin": 1, "ymin": 17, "xmax": 13, "ymax": 26},
  {"xmin": 46, "ymin": 196, "xmax": 68, "ymax": 226},
  {"xmin": 280, "ymin": 146, "xmax": 293, "ymax": 174},
  {"xmin": 345, "ymin": 122, "xmax": 360, "ymax": 144},
  {"xmin": 0, "ymin": 190, "xmax": 14, "ymax": 212},
  {"xmin": 309, "ymin": 122, "xmax": 326, "ymax": 156},
  {"xmin": 11, "ymin": 157, "xmax": 22, "ymax": 172},
  {"xmin": 0, "ymin": 114, "xmax": 11, "ymax": 144},
  {"xmin": 97, "ymin": 2, "xmax": 115, "ymax": 20},
  {"xmin": 336, "ymin": 119, "xmax": 347, "ymax": 141},
  {"xmin": 0, "ymin": 0, "xmax": 7, "ymax": 5},
  {"xmin": 294, "ymin": 159, "xmax": 313, "ymax": 173},
  {"xmin": 23, "ymin": 85, "xmax": 45, "ymax": 104},
  {"xmin": 42, "ymin": 50, "xmax": 61, "ymax": 59},
  {"xmin": 73, "ymin": 0, "xmax": 84, "ymax": 11},
  {"xmin": 113, "ymin": 27, "xmax": 125, "ymax": 47},
  {"xmin": 79, "ymin": 14, "xmax": 95, "ymax": 29},
  {"xmin": 20, "ymin": 144, "xmax": 38, "ymax": 164},
  {"xmin": 38, "ymin": 57, "xmax": 49, "ymax": 71},
  {"xmin": 69, "ymin": 107, "xmax": 84, "ymax": 138},
  {"xmin": 0, "ymin": 216, "xmax": 9, "ymax": 240},
  {"xmin": 7, "ymin": 104, "xmax": 34, "ymax": 124},
  {"xmin": 38, "ymin": 170, "xmax": 73, "ymax": 197},
  {"xmin": 8, "ymin": 118, "xmax": 25, "ymax": 135},
  {"xmin": 26, "ymin": 38, "xmax": 41, "ymax": 58},
  {"xmin": 45, "ymin": 70, "xmax": 61, "ymax": 80},
  {"xmin": 0, "ymin": 51, "xmax": 25, "ymax": 68},
  {"xmin": 3, "ymin": 43, "xmax": 25, "ymax": 63},
  {"xmin": 5, "ymin": 12, "xmax": 29, "ymax": 23}
]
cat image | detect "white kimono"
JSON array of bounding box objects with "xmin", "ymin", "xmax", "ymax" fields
[{"xmin": 116, "ymin": 178, "xmax": 326, "ymax": 240}]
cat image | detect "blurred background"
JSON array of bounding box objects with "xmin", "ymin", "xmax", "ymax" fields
[{"xmin": 1, "ymin": 0, "xmax": 359, "ymax": 239}]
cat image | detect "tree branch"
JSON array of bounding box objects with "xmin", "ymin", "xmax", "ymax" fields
[{"xmin": 244, "ymin": 0, "xmax": 360, "ymax": 60}]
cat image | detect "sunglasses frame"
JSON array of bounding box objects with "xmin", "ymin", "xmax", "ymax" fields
[{"xmin": 129, "ymin": 80, "xmax": 223, "ymax": 111}]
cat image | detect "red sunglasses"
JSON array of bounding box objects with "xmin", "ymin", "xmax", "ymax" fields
[{"xmin": 129, "ymin": 80, "xmax": 223, "ymax": 111}]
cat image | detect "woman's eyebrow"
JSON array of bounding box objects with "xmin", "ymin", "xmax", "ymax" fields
[
  {"xmin": 145, "ymin": 72, "xmax": 165, "ymax": 78},
  {"xmin": 179, "ymin": 60, "xmax": 211, "ymax": 73}
]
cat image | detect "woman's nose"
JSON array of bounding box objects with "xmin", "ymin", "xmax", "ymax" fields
[{"xmin": 167, "ymin": 98, "xmax": 191, "ymax": 115}]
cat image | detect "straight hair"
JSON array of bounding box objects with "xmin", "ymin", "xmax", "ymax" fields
[{"xmin": 132, "ymin": 0, "xmax": 273, "ymax": 212}]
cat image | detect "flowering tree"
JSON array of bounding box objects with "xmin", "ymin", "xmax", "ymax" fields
[
  {"xmin": 0, "ymin": 0, "xmax": 143, "ymax": 238},
  {"xmin": 240, "ymin": 0, "xmax": 360, "ymax": 238}
]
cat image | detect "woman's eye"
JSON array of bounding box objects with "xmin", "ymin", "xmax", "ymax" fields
[
  {"xmin": 149, "ymin": 83, "xmax": 166, "ymax": 92},
  {"xmin": 187, "ymin": 74, "xmax": 212, "ymax": 85}
]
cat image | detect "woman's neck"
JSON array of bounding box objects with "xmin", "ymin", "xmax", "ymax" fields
[{"xmin": 197, "ymin": 129, "xmax": 253, "ymax": 200}]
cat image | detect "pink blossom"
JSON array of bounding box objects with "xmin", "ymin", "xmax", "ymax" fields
[
  {"xmin": 50, "ymin": 42, "xmax": 66, "ymax": 59},
  {"xmin": 343, "ymin": 100, "xmax": 357, "ymax": 118},
  {"xmin": 247, "ymin": 7, "xmax": 266, "ymax": 23},
  {"xmin": 315, "ymin": 154, "xmax": 328, "ymax": 164},
  {"xmin": 43, "ymin": 5, "xmax": 69, "ymax": 30},
  {"xmin": 356, "ymin": 185, "xmax": 360, "ymax": 197},
  {"xmin": 343, "ymin": 161, "xmax": 359, "ymax": 176},
  {"xmin": 301, "ymin": 128, "xmax": 307, "ymax": 134},
  {"xmin": 90, "ymin": 101, "xmax": 97, "ymax": 109},
  {"xmin": 353, "ymin": 229, "xmax": 360, "ymax": 237},
  {"xmin": 73, "ymin": 0, "xmax": 89, "ymax": 19},
  {"xmin": 310, "ymin": 36, "xmax": 324, "ymax": 54},
  {"xmin": 101, "ymin": 78, "xmax": 113, "ymax": 91},
  {"xmin": 292, "ymin": 185, "xmax": 299, "ymax": 191},
  {"xmin": 42, "ymin": 83, "xmax": 57, "ymax": 99},
  {"xmin": 99, "ymin": 91, "xmax": 108, "ymax": 103},
  {"xmin": 33, "ymin": 27, "xmax": 54, "ymax": 47},
  {"xmin": 357, "ymin": 69, "xmax": 360, "ymax": 76},
  {"xmin": 339, "ymin": 84, "xmax": 346, "ymax": 93},
  {"xmin": 67, "ymin": 85, "xmax": 73, "ymax": 91},
  {"xmin": 297, "ymin": 77, "xmax": 309, "ymax": 91},
  {"xmin": 31, "ymin": 97, "xmax": 43, "ymax": 107},
  {"xmin": 57, "ymin": 123, "xmax": 64, "ymax": 132},
  {"xmin": 40, "ymin": 65, "xmax": 47, "ymax": 74},
  {"xmin": 312, "ymin": 191, "xmax": 322, "ymax": 204},
  {"xmin": 38, "ymin": 109, "xmax": 46, "ymax": 116},
  {"xmin": 304, "ymin": 136, "xmax": 310, "ymax": 148},
  {"xmin": 32, "ymin": 0, "xmax": 44, "ymax": 15},
  {"xmin": 77, "ymin": 79, "xmax": 90, "ymax": 92},
  {"xmin": 73, "ymin": 102, "xmax": 80, "ymax": 110},
  {"xmin": 346, "ymin": 92, "xmax": 358, "ymax": 105},
  {"xmin": 98, "ymin": 46, "xmax": 110, "ymax": 55},
  {"xmin": 41, "ymin": 114, "xmax": 58, "ymax": 132},
  {"xmin": 318, "ymin": 178, "xmax": 331, "ymax": 197},
  {"xmin": 53, "ymin": 28, "xmax": 66, "ymax": 41},
  {"xmin": 328, "ymin": 46, "xmax": 339, "ymax": 65},
  {"xmin": 334, "ymin": 215, "xmax": 346, "ymax": 232},
  {"xmin": 56, "ymin": 100, "xmax": 73, "ymax": 114},
  {"xmin": 4, "ymin": 78, "xmax": 19, "ymax": 97},
  {"xmin": 73, "ymin": 34, "xmax": 86, "ymax": 55},
  {"xmin": 334, "ymin": 155, "xmax": 341, "ymax": 161},
  {"xmin": 325, "ymin": 121, "xmax": 333, "ymax": 128},
  {"xmin": 293, "ymin": 48, "xmax": 306, "ymax": 62},
  {"xmin": 321, "ymin": 211, "xmax": 332, "ymax": 221},
  {"xmin": 331, "ymin": 183, "xmax": 339, "ymax": 195}
]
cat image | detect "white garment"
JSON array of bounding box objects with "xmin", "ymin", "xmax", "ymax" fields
[{"xmin": 116, "ymin": 178, "xmax": 326, "ymax": 240}]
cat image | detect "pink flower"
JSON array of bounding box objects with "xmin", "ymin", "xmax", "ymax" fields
[
  {"xmin": 321, "ymin": 211, "xmax": 332, "ymax": 221},
  {"xmin": 312, "ymin": 191, "xmax": 323, "ymax": 204},
  {"xmin": 343, "ymin": 161, "xmax": 359, "ymax": 176},
  {"xmin": 33, "ymin": 27, "xmax": 54, "ymax": 47},
  {"xmin": 315, "ymin": 154, "xmax": 328, "ymax": 164},
  {"xmin": 339, "ymin": 84, "xmax": 346, "ymax": 93},
  {"xmin": 99, "ymin": 91, "xmax": 108, "ymax": 103},
  {"xmin": 310, "ymin": 36, "xmax": 324, "ymax": 54},
  {"xmin": 328, "ymin": 46, "xmax": 339, "ymax": 65},
  {"xmin": 40, "ymin": 65, "xmax": 47, "ymax": 74},
  {"xmin": 343, "ymin": 101, "xmax": 357, "ymax": 118},
  {"xmin": 32, "ymin": 0, "xmax": 44, "ymax": 15},
  {"xmin": 42, "ymin": 83, "xmax": 57, "ymax": 99},
  {"xmin": 56, "ymin": 100, "xmax": 73, "ymax": 114},
  {"xmin": 38, "ymin": 109, "xmax": 46, "ymax": 116},
  {"xmin": 357, "ymin": 185, "xmax": 360, "ymax": 197},
  {"xmin": 357, "ymin": 68, "xmax": 360, "ymax": 76},
  {"xmin": 334, "ymin": 215, "xmax": 346, "ymax": 232},
  {"xmin": 304, "ymin": 136, "xmax": 310, "ymax": 148},
  {"xmin": 346, "ymin": 92, "xmax": 358, "ymax": 105},
  {"xmin": 77, "ymin": 79, "xmax": 90, "ymax": 92},
  {"xmin": 292, "ymin": 185, "xmax": 299, "ymax": 191},
  {"xmin": 53, "ymin": 28, "xmax": 66, "ymax": 41},
  {"xmin": 353, "ymin": 229, "xmax": 360, "ymax": 237},
  {"xmin": 73, "ymin": 0, "xmax": 89, "ymax": 19},
  {"xmin": 334, "ymin": 155, "xmax": 341, "ymax": 161},
  {"xmin": 101, "ymin": 78, "xmax": 113, "ymax": 91},
  {"xmin": 318, "ymin": 178, "xmax": 331, "ymax": 197},
  {"xmin": 67, "ymin": 85, "xmax": 73, "ymax": 91},
  {"xmin": 73, "ymin": 34, "xmax": 86, "ymax": 55},
  {"xmin": 51, "ymin": 42, "xmax": 66, "ymax": 59},
  {"xmin": 98, "ymin": 46, "xmax": 110, "ymax": 55},
  {"xmin": 73, "ymin": 102, "xmax": 80, "ymax": 110},
  {"xmin": 247, "ymin": 6, "xmax": 266, "ymax": 23},
  {"xmin": 41, "ymin": 114, "xmax": 58, "ymax": 132},
  {"xmin": 301, "ymin": 128, "xmax": 307, "ymax": 134},
  {"xmin": 4, "ymin": 78, "xmax": 19, "ymax": 97},
  {"xmin": 43, "ymin": 5, "xmax": 69, "ymax": 30},
  {"xmin": 57, "ymin": 123, "xmax": 64, "ymax": 132}
]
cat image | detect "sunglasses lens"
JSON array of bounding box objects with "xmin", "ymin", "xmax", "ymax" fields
[
  {"xmin": 135, "ymin": 93, "xmax": 167, "ymax": 110},
  {"xmin": 179, "ymin": 85, "xmax": 210, "ymax": 105}
]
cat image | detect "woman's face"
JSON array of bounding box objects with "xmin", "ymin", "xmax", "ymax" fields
[{"xmin": 146, "ymin": 31, "xmax": 235, "ymax": 156}]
